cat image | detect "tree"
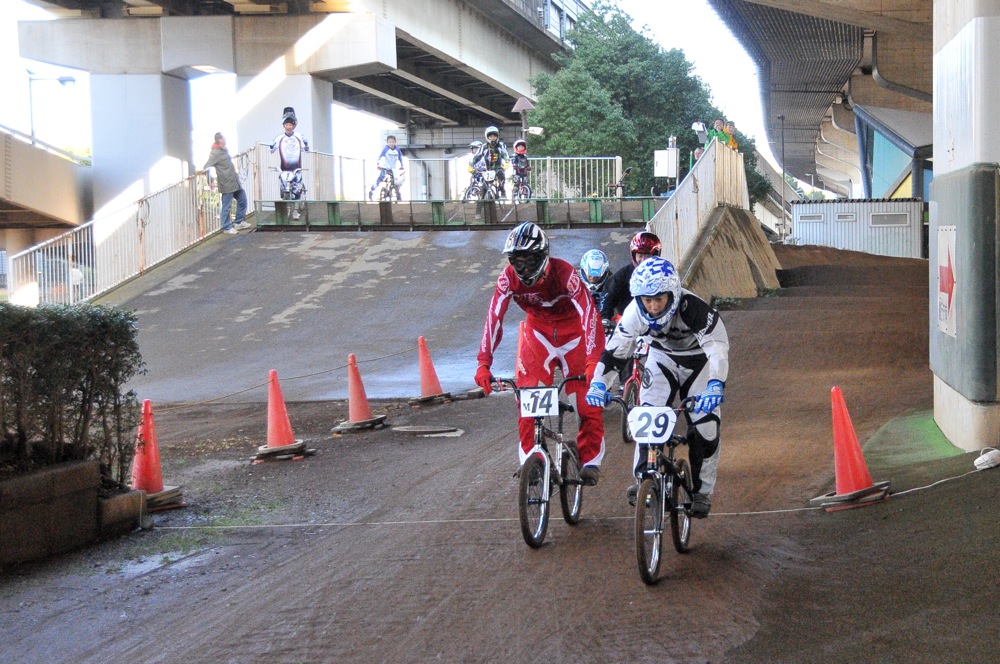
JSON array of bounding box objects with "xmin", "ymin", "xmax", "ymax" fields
[{"xmin": 528, "ymin": 2, "xmax": 769, "ymax": 206}]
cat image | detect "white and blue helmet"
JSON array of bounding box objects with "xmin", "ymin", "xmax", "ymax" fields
[
  {"xmin": 579, "ymin": 249, "xmax": 610, "ymax": 294},
  {"xmin": 629, "ymin": 256, "xmax": 681, "ymax": 331},
  {"xmin": 503, "ymin": 222, "xmax": 549, "ymax": 286}
]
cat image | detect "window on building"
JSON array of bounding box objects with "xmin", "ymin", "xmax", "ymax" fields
[
  {"xmin": 870, "ymin": 212, "xmax": 909, "ymax": 227},
  {"xmin": 799, "ymin": 213, "xmax": 825, "ymax": 223}
]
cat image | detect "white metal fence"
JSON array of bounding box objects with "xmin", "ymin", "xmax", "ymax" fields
[
  {"xmin": 649, "ymin": 139, "xmax": 750, "ymax": 268},
  {"xmin": 8, "ymin": 148, "xmax": 258, "ymax": 306},
  {"xmin": 8, "ymin": 148, "xmax": 627, "ymax": 306}
]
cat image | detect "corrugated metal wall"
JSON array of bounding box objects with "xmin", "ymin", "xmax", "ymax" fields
[{"xmin": 791, "ymin": 199, "xmax": 926, "ymax": 258}]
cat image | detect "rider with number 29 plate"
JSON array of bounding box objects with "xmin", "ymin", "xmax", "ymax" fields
[
  {"xmin": 586, "ymin": 255, "xmax": 730, "ymax": 518},
  {"xmin": 475, "ymin": 222, "xmax": 606, "ymax": 485}
]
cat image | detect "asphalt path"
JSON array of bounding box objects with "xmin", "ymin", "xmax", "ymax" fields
[{"xmin": 100, "ymin": 228, "xmax": 637, "ymax": 404}]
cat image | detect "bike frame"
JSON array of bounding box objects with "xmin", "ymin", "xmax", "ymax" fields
[{"xmin": 495, "ymin": 375, "xmax": 583, "ymax": 502}]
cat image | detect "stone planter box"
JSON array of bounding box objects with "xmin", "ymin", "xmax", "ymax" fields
[{"xmin": 0, "ymin": 460, "xmax": 145, "ymax": 566}]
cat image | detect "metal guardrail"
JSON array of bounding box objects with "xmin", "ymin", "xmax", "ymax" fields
[
  {"xmin": 649, "ymin": 139, "xmax": 750, "ymax": 268},
  {"xmin": 8, "ymin": 148, "xmax": 257, "ymax": 306},
  {"xmin": 7, "ymin": 148, "xmax": 629, "ymax": 306}
]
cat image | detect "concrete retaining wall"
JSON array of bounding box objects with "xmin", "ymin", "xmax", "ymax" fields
[{"xmin": 0, "ymin": 460, "xmax": 144, "ymax": 566}]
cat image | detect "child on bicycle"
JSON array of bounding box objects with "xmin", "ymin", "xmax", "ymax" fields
[
  {"xmin": 473, "ymin": 125, "xmax": 510, "ymax": 199},
  {"xmin": 585, "ymin": 256, "xmax": 729, "ymax": 518},
  {"xmin": 270, "ymin": 107, "xmax": 309, "ymax": 219},
  {"xmin": 368, "ymin": 135, "xmax": 405, "ymax": 201},
  {"xmin": 600, "ymin": 231, "xmax": 662, "ymax": 325},
  {"xmin": 579, "ymin": 248, "xmax": 612, "ymax": 323},
  {"xmin": 475, "ymin": 222, "xmax": 607, "ymax": 485},
  {"xmin": 511, "ymin": 139, "xmax": 530, "ymax": 179}
]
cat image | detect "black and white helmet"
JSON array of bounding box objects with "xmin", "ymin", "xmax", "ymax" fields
[{"xmin": 503, "ymin": 222, "xmax": 549, "ymax": 286}]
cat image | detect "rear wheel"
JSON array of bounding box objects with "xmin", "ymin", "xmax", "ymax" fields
[
  {"xmin": 671, "ymin": 459, "xmax": 693, "ymax": 553},
  {"xmin": 635, "ymin": 477, "xmax": 663, "ymax": 585},
  {"xmin": 518, "ymin": 454, "xmax": 549, "ymax": 548},
  {"xmin": 620, "ymin": 379, "xmax": 640, "ymax": 444},
  {"xmin": 559, "ymin": 446, "xmax": 583, "ymax": 525}
]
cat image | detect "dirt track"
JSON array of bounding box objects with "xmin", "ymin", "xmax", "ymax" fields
[{"xmin": 2, "ymin": 244, "xmax": 998, "ymax": 663}]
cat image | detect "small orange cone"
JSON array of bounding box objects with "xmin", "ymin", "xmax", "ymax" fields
[
  {"xmin": 348, "ymin": 353, "xmax": 374, "ymax": 421},
  {"xmin": 255, "ymin": 371, "xmax": 306, "ymax": 460},
  {"xmin": 333, "ymin": 354, "xmax": 387, "ymax": 432},
  {"xmin": 418, "ymin": 336, "xmax": 445, "ymax": 397},
  {"xmin": 132, "ymin": 399, "xmax": 164, "ymax": 494},
  {"xmin": 411, "ymin": 336, "xmax": 450, "ymax": 404},
  {"xmin": 810, "ymin": 387, "xmax": 890, "ymax": 510},
  {"xmin": 266, "ymin": 370, "xmax": 297, "ymax": 448}
]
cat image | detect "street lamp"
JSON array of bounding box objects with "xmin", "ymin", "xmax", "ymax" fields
[
  {"xmin": 512, "ymin": 97, "xmax": 535, "ymax": 141},
  {"xmin": 27, "ymin": 71, "xmax": 76, "ymax": 144},
  {"xmin": 777, "ymin": 113, "xmax": 785, "ymax": 240}
]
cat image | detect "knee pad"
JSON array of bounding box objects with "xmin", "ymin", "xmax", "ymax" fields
[{"xmin": 686, "ymin": 426, "xmax": 719, "ymax": 460}]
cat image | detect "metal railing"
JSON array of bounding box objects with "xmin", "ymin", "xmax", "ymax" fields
[
  {"xmin": 8, "ymin": 148, "xmax": 258, "ymax": 307},
  {"xmin": 649, "ymin": 139, "xmax": 750, "ymax": 268},
  {"xmin": 8, "ymin": 147, "xmax": 627, "ymax": 306}
]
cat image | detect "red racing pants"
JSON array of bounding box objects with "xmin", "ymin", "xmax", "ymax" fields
[{"xmin": 515, "ymin": 317, "xmax": 605, "ymax": 467}]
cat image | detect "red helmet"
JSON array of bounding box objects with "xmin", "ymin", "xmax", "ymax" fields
[{"xmin": 629, "ymin": 231, "xmax": 662, "ymax": 266}]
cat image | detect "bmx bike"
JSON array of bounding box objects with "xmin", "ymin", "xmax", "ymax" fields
[{"xmin": 492, "ymin": 375, "xmax": 588, "ymax": 548}]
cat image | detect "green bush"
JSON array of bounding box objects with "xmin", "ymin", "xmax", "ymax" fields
[{"xmin": 0, "ymin": 303, "xmax": 145, "ymax": 490}]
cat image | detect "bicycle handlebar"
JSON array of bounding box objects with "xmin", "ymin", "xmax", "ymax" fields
[
  {"xmin": 611, "ymin": 395, "xmax": 698, "ymax": 412},
  {"xmin": 491, "ymin": 375, "xmax": 586, "ymax": 393}
]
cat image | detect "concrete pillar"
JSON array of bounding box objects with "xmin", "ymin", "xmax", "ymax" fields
[
  {"xmin": 237, "ymin": 74, "xmax": 333, "ymax": 155},
  {"xmin": 90, "ymin": 73, "xmax": 192, "ymax": 215},
  {"xmin": 930, "ymin": 2, "xmax": 1000, "ymax": 451}
]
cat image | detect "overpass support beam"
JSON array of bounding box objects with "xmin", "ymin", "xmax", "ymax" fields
[{"xmin": 930, "ymin": 2, "xmax": 1000, "ymax": 451}]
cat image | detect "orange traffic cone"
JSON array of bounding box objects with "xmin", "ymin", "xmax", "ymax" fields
[
  {"xmin": 332, "ymin": 354, "xmax": 387, "ymax": 432},
  {"xmin": 266, "ymin": 370, "xmax": 296, "ymax": 448},
  {"xmin": 255, "ymin": 370, "xmax": 306, "ymax": 460},
  {"xmin": 132, "ymin": 399, "xmax": 163, "ymax": 494},
  {"xmin": 132, "ymin": 400, "xmax": 183, "ymax": 508},
  {"xmin": 411, "ymin": 336, "xmax": 449, "ymax": 404},
  {"xmin": 810, "ymin": 387, "xmax": 890, "ymax": 510}
]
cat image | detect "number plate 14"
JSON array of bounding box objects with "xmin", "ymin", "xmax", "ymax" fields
[
  {"xmin": 518, "ymin": 387, "xmax": 558, "ymax": 418},
  {"xmin": 627, "ymin": 407, "xmax": 678, "ymax": 445}
]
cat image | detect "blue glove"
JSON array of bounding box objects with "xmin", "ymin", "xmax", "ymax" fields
[
  {"xmin": 695, "ymin": 379, "xmax": 724, "ymax": 414},
  {"xmin": 585, "ymin": 381, "xmax": 610, "ymax": 408}
]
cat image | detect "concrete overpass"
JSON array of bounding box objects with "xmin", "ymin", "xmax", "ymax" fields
[
  {"xmin": 10, "ymin": 0, "xmax": 585, "ymax": 247},
  {"xmin": 710, "ymin": 0, "xmax": 1000, "ymax": 453}
]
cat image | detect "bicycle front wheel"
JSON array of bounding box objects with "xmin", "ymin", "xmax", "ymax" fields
[
  {"xmin": 620, "ymin": 378, "xmax": 640, "ymax": 444},
  {"xmin": 518, "ymin": 454, "xmax": 550, "ymax": 548},
  {"xmin": 516, "ymin": 184, "xmax": 532, "ymax": 203},
  {"xmin": 463, "ymin": 186, "xmax": 482, "ymax": 202},
  {"xmin": 671, "ymin": 459, "xmax": 693, "ymax": 553},
  {"xmin": 559, "ymin": 446, "xmax": 583, "ymax": 525},
  {"xmin": 635, "ymin": 477, "xmax": 664, "ymax": 585}
]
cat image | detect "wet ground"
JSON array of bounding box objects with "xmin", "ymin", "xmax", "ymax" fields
[{"xmin": 2, "ymin": 243, "xmax": 998, "ymax": 663}]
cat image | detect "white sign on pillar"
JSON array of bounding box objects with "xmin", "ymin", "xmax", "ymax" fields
[
  {"xmin": 937, "ymin": 224, "xmax": 957, "ymax": 338},
  {"xmin": 653, "ymin": 149, "xmax": 679, "ymax": 178}
]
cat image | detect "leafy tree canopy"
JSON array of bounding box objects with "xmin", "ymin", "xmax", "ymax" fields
[{"xmin": 528, "ymin": 1, "xmax": 769, "ymax": 206}]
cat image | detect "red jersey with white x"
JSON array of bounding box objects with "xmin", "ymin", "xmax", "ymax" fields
[{"xmin": 479, "ymin": 257, "xmax": 606, "ymax": 466}]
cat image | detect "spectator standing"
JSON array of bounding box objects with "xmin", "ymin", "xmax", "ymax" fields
[
  {"xmin": 203, "ymin": 132, "xmax": 250, "ymax": 235},
  {"xmin": 724, "ymin": 120, "xmax": 739, "ymax": 150},
  {"xmin": 705, "ymin": 118, "xmax": 730, "ymax": 149}
]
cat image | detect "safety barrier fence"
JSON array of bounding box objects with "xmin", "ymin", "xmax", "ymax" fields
[
  {"xmin": 253, "ymin": 196, "xmax": 665, "ymax": 229},
  {"xmin": 648, "ymin": 139, "xmax": 750, "ymax": 268},
  {"xmin": 8, "ymin": 148, "xmax": 258, "ymax": 307}
]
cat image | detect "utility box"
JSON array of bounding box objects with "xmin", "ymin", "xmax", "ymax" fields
[{"xmin": 654, "ymin": 149, "xmax": 679, "ymax": 178}]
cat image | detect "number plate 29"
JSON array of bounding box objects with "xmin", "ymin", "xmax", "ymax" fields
[
  {"xmin": 518, "ymin": 387, "xmax": 558, "ymax": 417},
  {"xmin": 627, "ymin": 407, "xmax": 678, "ymax": 445}
]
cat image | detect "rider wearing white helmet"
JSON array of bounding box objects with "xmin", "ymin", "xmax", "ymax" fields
[
  {"xmin": 579, "ymin": 249, "xmax": 612, "ymax": 314},
  {"xmin": 476, "ymin": 222, "xmax": 607, "ymax": 485},
  {"xmin": 585, "ymin": 255, "xmax": 730, "ymax": 518},
  {"xmin": 473, "ymin": 125, "xmax": 510, "ymax": 198}
]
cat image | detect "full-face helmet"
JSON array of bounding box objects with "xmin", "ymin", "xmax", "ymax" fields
[
  {"xmin": 629, "ymin": 231, "xmax": 662, "ymax": 266},
  {"xmin": 485, "ymin": 125, "xmax": 500, "ymax": 145},
  {"xmin": 513, "ymin": 139, "xmax": 527, "ymax": 155},
  {"xmin": 503, "ymin": 222, "xmax": 549, "ymax": 286},
  {"xmin": 281, "ymin": 106, "xmax": 298, "ymax": 127},
  {"xmin": 579, "ymin": 249, "xmax": 610, "ymax": 294},
  {"xmin": 629, "ymin": 256, "xmax": 681, "ymax": 331},
  {"xmin": 469, "ymin": 140, "xmax": 483, "ymax": 152}
]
